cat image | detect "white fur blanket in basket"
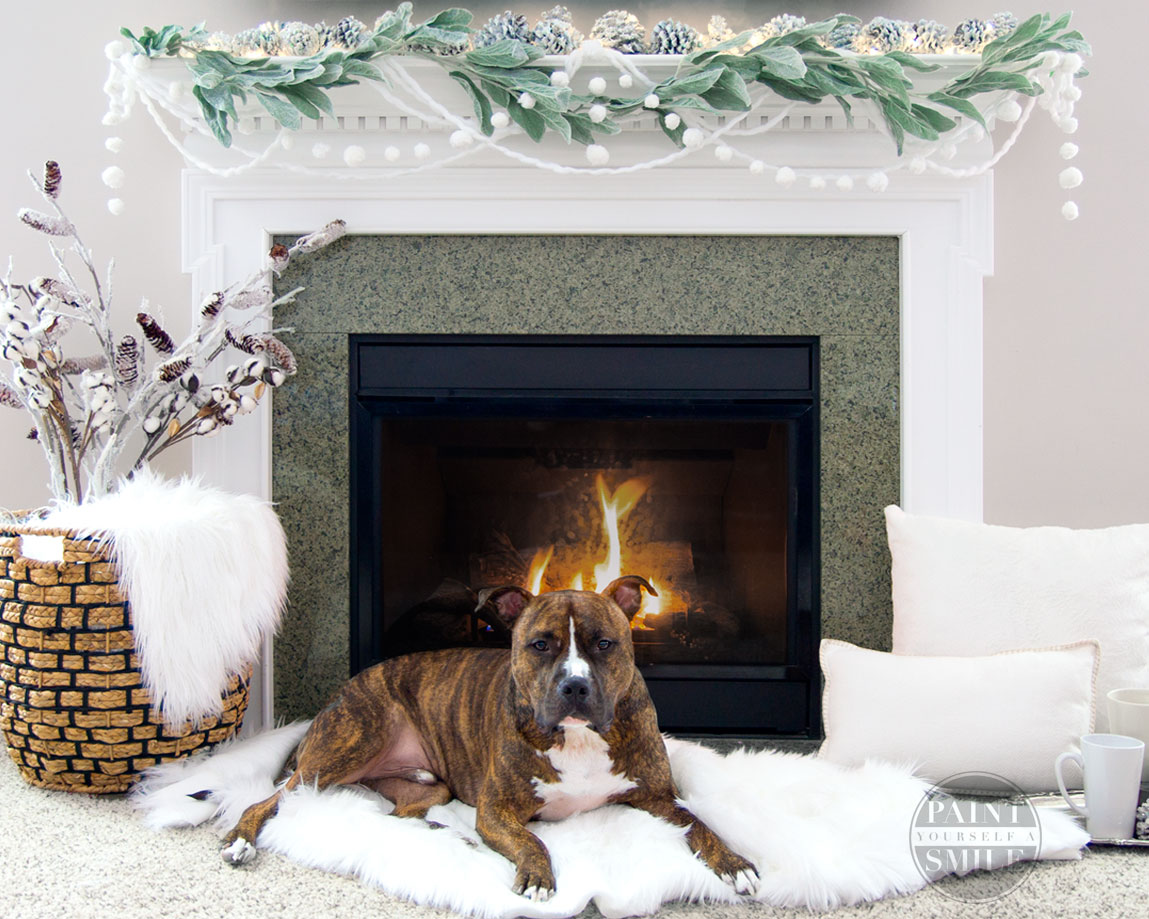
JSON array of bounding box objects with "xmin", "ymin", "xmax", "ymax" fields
[
  {"xmin": 27, "ymin": 471, "xmax": 287, "ymax": 726},
  {"xmin": 132, "ymin": 723, "xmax": 1088, "ymax": 918}
]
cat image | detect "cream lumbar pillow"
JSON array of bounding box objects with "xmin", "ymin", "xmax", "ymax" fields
[
  {"xmin": 885, "ymin": 505, "xmax": 1149, "ymax": 732},
  {"xmin": 819, "ymin": 639, "xmax": 1098, "ymax": 791}
]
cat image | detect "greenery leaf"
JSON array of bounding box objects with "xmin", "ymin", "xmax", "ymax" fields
[
  {"xmin": 506, "ymin": 97, "xmax": 545, "ymax": 142},
  {"xmin": 700, "ymin": 68, "xmax": 752, "ymax": 112},
  {"xmin": 465, "ymin": 39, "xmax": 539, "ymax": 68},
  {"xmin": 449, "ymin": 71, "xmax": 493, "ymax": 135},
  {"xmin": 256, "ymin": 92, "xmax": 302, "ymax": 130}
]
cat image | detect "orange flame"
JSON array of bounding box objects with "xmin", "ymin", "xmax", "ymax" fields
[
  {"xmin": 527, "ymin": 545, "xmax": 553, "ymax": 596},
  {"xmin": 592, "ymin": 474, "xmax": 650, "ymax": 592}
]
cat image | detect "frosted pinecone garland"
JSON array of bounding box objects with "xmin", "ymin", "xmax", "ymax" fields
[
  {"xmin": 233, "ymin": 24, "xmax": 283, "ymax": 57},
  {"xmin": 861, "ymin": 17, "xmax": 911, "ymax": 53},
  {"xmin": 649, "ymin": 20, "xmax": 701, "ymax": 56},
  {"xmin": 911, "ymin": 19, "xmax": 948, "ymax": 53},
  {"xmin": 952, "ymin": 18, "xmax": 991, "ymax": 51},
  {"xmin": 824, "ymin": 20, "xmax": 860, "ymax": 49},
  {"xmin": 474, "ymin": 10, "xmax": 531, "ymax": 48},
  {"xmin": 532, "ymin": 6, "xmax": 583, "ymax": 55},
  {"xmin": 590, "ymin": 10, "xmax": 646, "ymax": 54},
  {"xmin": 767, "ymin": 14, "xmax": 807, "ymax": 36}
]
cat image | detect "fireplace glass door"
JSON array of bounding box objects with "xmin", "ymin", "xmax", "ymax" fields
[{"xmin": 351, "ymin": 336, "xmax": 820, "ymax": 734}]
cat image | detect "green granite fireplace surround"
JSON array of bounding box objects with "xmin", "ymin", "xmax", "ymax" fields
[{"xmin": 272, "ymin": 234, "xmax": 899, "ymax": 722}]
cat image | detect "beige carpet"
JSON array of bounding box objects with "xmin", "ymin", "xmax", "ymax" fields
[{"xmin": 2, "ymin": 751, "xmax": 1146, "ymax": 919}]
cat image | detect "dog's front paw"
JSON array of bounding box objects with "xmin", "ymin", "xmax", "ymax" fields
[
  {"xmin": 513, "ymin": 866, "xmax": 556, "ymax": 902},
  {"xmin": 709, "ymin": 850, "xmax": 760, "ymax": 896},
  {"xmin": 221, "ymin": 836, "xmax": 257, "ymax": 867}
]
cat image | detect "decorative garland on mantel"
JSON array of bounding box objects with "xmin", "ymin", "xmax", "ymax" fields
[{"xmin": 104, "ymin": 6, "xmax": 1090, "ymax": 218}]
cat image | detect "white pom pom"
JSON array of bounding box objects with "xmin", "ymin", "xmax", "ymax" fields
[
  {"xmin": 312, "ymin": 142, "xmax": 331, "ymax": 159},
  {"xmin": 1065, "ymin": 84, "xmax": 1082, "ymax": 102},
  {"xmin": 664, "ymin": 112, "xmax": 681, "ymax": 130},
  {"xmin": 384, "ymin": 146, "xmax": 401, "ymax": 163},
  {"xmin": 414, "ymin": 142, "xmax": 431, "ymax": 160},
  {"xmin": 105, "ymin": 137, "xmax": 124, "ymax": 153},
  {"xmin": 167, "ymin": 82, "xmax": 186, "ymax": 103},
  {"xmin": 491, "ymin": 111, "xmax": 510, "ymax": 129},
  {"xmin": 588, "ymin": 76, "xmax": 607, "ymax": 96},
  {"xmin": 619, "ymin": 74, "xmax": 633, "ymax": 89},
  {"xmin": 866, "ymin": 172, "xmax": 889, "ymax": 192},
  {"xmin": 101, "ymin": 112, "xmax": 123, "ymax": 127},
  {"xmin": 131, "ymin": 55, "xmax": 151, "ymax": 72},
  {"xmin": 714, "ymin": 145, "xmax": 733, "ymax": 162},
  {"xmin": 101, "ymin": 166, "xmax": 125, "ymax": 189},
  {"xmin": 997, "ymin": 99, "xmax": 1023, "ymax": 122},
  {"xmin": 1060, "ymin": 116, "xmax": 1079, "ymax": 134},
  {"xmin": 519, "ymin": 92, "xmax": 536, "ymax": 110},
  {"xmin": 809, "ymin": 176, "xmax": 827, "ymax": 190},
  {"xmin": 107, "ymin": 198, "xmax": 125, "ymax": 216},
  {"xmin": 775, "ymin": 166, "xmax": 796, "ymax": 187},
  {"xmin": 835, "ymin": 175, "xmax": 854, "ymax": 192},
  {"xmin": 450, "ymin": 130, "xmax": 474, "ymax": 149},
  {"xmin": 343, "ymin": 144, "xmax": 367, "ymax": 166},
  {"xmin": 1059, "ymin": 167, "xmax": 1083, "ymax": 189},
  {"xmin": 104, "ymin": 40, "xmax": 128, "ymax": 61},
  {"xmin": 550, "ymin": 71, "xmax": 570, "ymax": 87},
  {"xmin": 969, "ymin": 125, "xmax": 985, "ymax": 143},
  {"xmin": 1060, "ymin": 142, "xmax": 1079, "ymax": 160},
  {"xmin": 586, "ymin": 144, "xmax": 610, "ymax": 166},
  {"xmin": 1061, "ymin": 200, "xmax": 1079, "ymax": 221},
  {"xmin": 1041, "ymin": 51, "xmax": 1061, "ymax": 71},
  {"xmin": 909, "ymin": 157, "xmax": 928, "ymax": 175},
  {"xmin": 279, "ymin": 133, "xmax": 294, "ymax": 150},
  {"xmin": 588, "ymin": 104, "xmax": 607, "ymax": 124},
  {"xmin": 1060, "ymin": 53, "xmax": 1084, "ymax": 74},
  {"xmin": 682, "ymin": 128, "xmax": 704, "ymax": 149},
  {"xmin": 643, "ymin": 94, "xmax": 660, "ymax": 109},
  {"xmin": 749, "ymin": 160, "xmax": 765, "ymax": 175}
]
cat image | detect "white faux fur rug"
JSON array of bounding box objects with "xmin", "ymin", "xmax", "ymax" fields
[
  {"xmin": 133, "ymin": 723, "xmax": 1089, "ymax": 918},
  {"xmin": 31, "ymin": 471, "xmax": 287, "ymax": 726}
]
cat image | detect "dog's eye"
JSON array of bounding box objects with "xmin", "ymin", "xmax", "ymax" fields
[
  {"xmin": 597, "ymin": 639, "xmax": 613, "ymax": 651},
  {"xmin": 531, "ymin": 639, "xmax": 549, "ymax": 652}
]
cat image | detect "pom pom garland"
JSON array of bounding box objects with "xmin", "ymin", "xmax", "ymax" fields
[
  {"xmin": 586, "ymin": 144, "xmax": 610, "ymax": 166},
  {"xmin": 836, "ymin": 175, "xmax": 854, "ymax": 192},
  {"xmin": 775, "ymin": 167, "xmax": 796, "ymax": 187},
  {"xmin": 714, "ymin": 145, "xmax": 733, "ymax": 162},
  {"xmin": 588, "ymin": 76, "xmax": 607, "ymax": 96},
  {"xmin": 1061, "ymin": 201, "xmax": 1079, "ymax": 220},
  {"xmin": 749, "ymin": 160, "xmax": 765, "ymax": 175},
  {"xmin": 644, "ymin": 94, "xmax": 660, "ymax": 109},
  {"xmin": 682, "ymin": 128, "xmax": 704, "ymax": 149},
  {"xmin": 519, "ymin": 92, "xmax": 536, "ymax": 110},
  {"xmin": 491, "ymin": 112, "xmax": 510, "ymax": 129},
  {"xmin": 588, "ymin": 105, "xmax": 607, "ymax": 124},
  {"xmin": 618, "ymin": 74, "xmax": 633, "ymax": 89},
  {"xmin": 107, "ymin": 198, "xmax": 125, "ymax": 216},
  {"xmin": 550, "ymin": 71, "xmax": 570, "ymax": 88},
  {"xmin": 663, "ymin": 112, "xmax": 681, "ymax": 130},
  {"xmin": 1060, "ymin": 143, "xmax": 1079, "ymax": 160},
  {"xmin": 101, "ymin": 166, "xmax": 125, "ymax": 189},
  {"xmin": 343, "ymin": 145, "xmax": 366, "ymax": 166},
  {"xmin": 1059, "ymin": 167, "xmax": 1082, "ymax": 189}
]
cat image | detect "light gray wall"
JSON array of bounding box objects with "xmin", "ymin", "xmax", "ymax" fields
[{"xmin": 0, "ymin": 3, "xmax": 1143, "ymax": 527}]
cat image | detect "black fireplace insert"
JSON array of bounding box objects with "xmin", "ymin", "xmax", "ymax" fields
[{"xmin": 349, "ymin": 335, "xmax": 820, "ymax": 735}]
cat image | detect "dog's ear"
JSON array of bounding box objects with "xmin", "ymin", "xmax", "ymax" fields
[
  {"xmin": 475, "ymin": 585, "xmax": 534, "ymax": 628},
  {"xmin": 602, "ymin": 575, "xmax": 658, "ymax": 620}
]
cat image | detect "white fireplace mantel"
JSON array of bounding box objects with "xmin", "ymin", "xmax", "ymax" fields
[{"xmin": 182, "ymin": 149, "xmax": 992, "ymax": 726}]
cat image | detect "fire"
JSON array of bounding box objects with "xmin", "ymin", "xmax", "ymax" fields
[{"xmin": 523, "ymin": 474, "xmax": 665, "ymax": 629}]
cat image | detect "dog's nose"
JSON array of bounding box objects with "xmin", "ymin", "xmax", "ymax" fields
[{"xmin": 558, "ymin": 676, "xmax": 590, "ymax": 699}]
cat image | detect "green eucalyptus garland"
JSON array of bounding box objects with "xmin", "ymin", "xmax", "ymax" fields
[{"xmin": 120, "ymin": 5, "xmax": 1089, "ymax": 155}]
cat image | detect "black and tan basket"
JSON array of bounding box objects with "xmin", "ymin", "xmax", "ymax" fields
[{"xmin": 0, "ymin": 524, "xmax": 249, "ymax": 794}]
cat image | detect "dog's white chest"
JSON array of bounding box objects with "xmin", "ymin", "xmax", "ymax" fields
[{"xmin": 532, "ymin": 723, "xmax": 637, "ymax": 821}]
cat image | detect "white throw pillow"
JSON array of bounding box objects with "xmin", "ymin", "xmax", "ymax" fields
[
  {"xmin": 819, "ymin": 639, "xmax": 1098, "ymax": 792},
  {"xmin": 885, "ymin": 505, "xmax": 1149, "ymax": 732}
]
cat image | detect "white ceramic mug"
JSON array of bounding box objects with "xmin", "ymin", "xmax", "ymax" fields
[
  {"xmin": 1107, "ymin": 688, "xmax": 1149, "ymax": 782},
  {"xmin": 1055, "ymin": 733, "xmax": 1145, "ymax": 840}
]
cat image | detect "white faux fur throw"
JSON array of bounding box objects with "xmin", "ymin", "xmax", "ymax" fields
[
  {"xmin": 32, "ymin": 471, "xmax": 287, "ymax": 726},
  {"xmin": 132, "ymin": 723, "xmax": 1089, "ymax": 917}
]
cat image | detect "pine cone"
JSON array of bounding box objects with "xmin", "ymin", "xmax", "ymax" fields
[
  {"xmin": 115, "ymin": 335, "xmax": 140, "ymax": 384},
  {"xmin": 136, "ymin": 312, "xmax": 175, "ymax": 355},
  {"xmin": 861, "ymin": 17, "xmax": 911, "ymax": 53},
  {"xmin": 990, "ymin": 12, "xmax": 1019, "ymax": 36},
  {"xmin": 200, "ymin": 291, "xmax": 224, "ymax": 318},
  {"xmin": 326, "ymin": 16, "xmax": 367, "ymax": 49},
  {"xmin": 261, "ymin": 334, "xmax": 298, "ymax": 374},
  {"xmin": 278, "ymin": 21, "xmax": 322, "ymax": 57},
  {"xmin": 768, "ymin": 14, "xmax": 807, "ymax": 35},
  {"xmin": 156, "ymin": 357, "xmax": 191, "ymax": 383},
  {"xmin": 823, "ymin": 21, "xmax": 860, "ymax": 49},
  {"xmin": 233, "ymin": 23, "xmax": 283, "ymax": 57},
  {"xmin": 952, "ymin": 18, "xmax": 990, "ymax": 52},
  {"xmin": 590, "ymin": 10, "xmax": 646, "ymax": 54},
  {"xmin": 649, "ymin": 20, "xmax": 701, "ymax": 55},
  {"xmin": 531, "ymin": 6, "xmax": 583, "ymax": 55},
  {"xmin": 706, "ymin": 15, "xmax": 734, "ymax": 47},
  {"xmin": 912, "ymin": 19, "xmax": 948, "ymax": 53},
  {"xmin": 226, "ymin": 329, "xmax": 266, "ymax": 355},
  {"xmin": 474, "ymin": 10, "xmax": 530, "ymax": 49}
]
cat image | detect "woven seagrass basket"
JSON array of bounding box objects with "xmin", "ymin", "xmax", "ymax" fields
[{"xmin": 0, "ymin": 524, "xmax": 249, "ymax": 794}]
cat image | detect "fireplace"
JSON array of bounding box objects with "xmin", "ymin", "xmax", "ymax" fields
[
  {"xmin": 350, "ymin": 335, "xmax": 819, "ymax": 733},
  {"xmin": 183, "ymin": 163, "xmax": 989, "ymax": 732}
]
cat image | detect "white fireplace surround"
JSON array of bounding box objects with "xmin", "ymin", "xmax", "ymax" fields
[{"xmin": 182, "ymin": 151, "xmax": 992, "ymax": 726}]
